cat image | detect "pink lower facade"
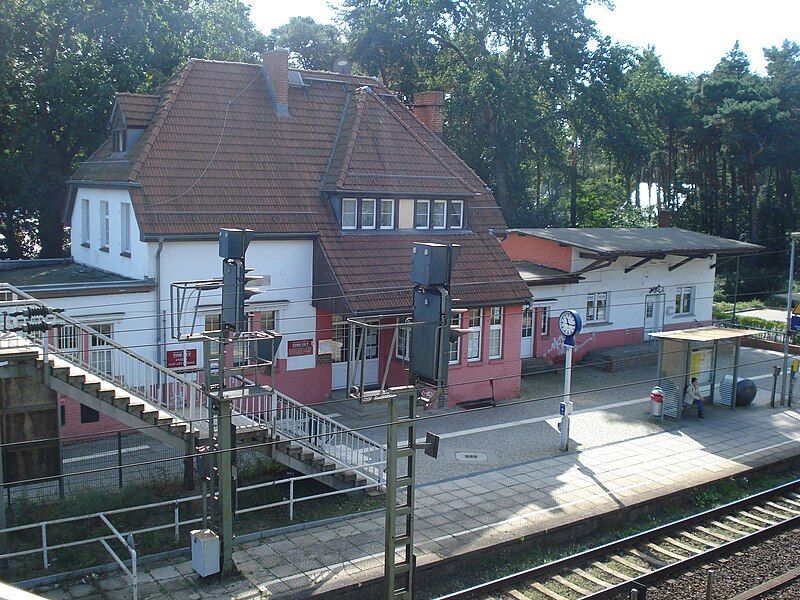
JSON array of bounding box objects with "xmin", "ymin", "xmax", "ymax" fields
[{"xmin": 60, "ymin": 304, "xmax": 524, "ymax": 439}]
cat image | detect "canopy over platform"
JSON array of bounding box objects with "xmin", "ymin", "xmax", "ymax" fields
[
  {"xmin": 650, "ymin": 326, "xmax": 761, "ymax": 343},
  {"xmin": 654, "ymin": 327, "xmax": 759, "ymax": 419}
]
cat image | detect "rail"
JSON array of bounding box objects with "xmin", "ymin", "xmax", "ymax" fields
[
  {"xmin": 0, "ymin": 464, "xmax": 384, "ymax": 584},
  {"xmin": 0, "ymin": 283, "xmax": 208, "ymax": 434},
  {"xmin": 436, "ymin": 477, "xmax": 800, "ymax": 600},
  {"xmin": 229, "ymin": 385, "xmax": 386, "ymax": 484},
  {"xmin": 98, "ymin": 514, "xmax": 137, "ymax": 600}
]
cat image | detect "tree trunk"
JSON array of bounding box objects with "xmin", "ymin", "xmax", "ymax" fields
[
  {"xmin": 747, "ymin": 165, "xmax": 757, "ymax": 243},
  {"xmin": 38, "ymin": 182, "xmax": 67, "ymax": 258},
  {"xmin": 569, "ymin": 138, "xmax": 578, "ymax": 227},
  {"xmin": 486, "ymin": 108, "xmax": 514, "ymax": 224},
  {"xmin": 2, "ymin": 211, "xmax": 24, "ymax": 259}
]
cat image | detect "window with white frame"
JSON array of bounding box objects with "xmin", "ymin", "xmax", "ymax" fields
[
  {"xmin": 675, "ymin": 286, "xmax": 693, "ymax": 315},
  {"xmin": 380, "ymin": 199, "xmax": 395, "ymax": 229},
  {"xmin": 488, "ymin": 307, "xmax": 503, "ymax": 359},
  {"xmin": 81, "ymin": 199, "xmax": 90, "ymax": 245},
  {"xmin": 540, "ymin": 306, "xmax": 550, "ymax": 336},
  {"xmin": 341, "ymin": 198, "xmax": 357, "ymax": 229},
  {"xmin": 585, "ymin": 292, "xmax": 608, "ymax": 323},
  {"xmin": 396, "ymin": 320, "xmax": 410, "ymax": 360},
  {"xmin": 113, "ymin": 129, "xmax": 126, "ymax": 153},
  {"xmin": 353, "ymin": 321, "xmax": 379, "ymax": 360},
  {"xmin": 449, "ymin": 313, "xmax": 461, "ymax": 364},
  {"xmin": 89, "ymin": 323, "xmax": 113, "ymax": 376},
  {"xmin": 522, "ymin": 308, "xmax": 533, "ymax": 338},
  {"xmin": 332, "ymin": 316, "xmax": 348, "ymax": 363},
  {"xmin": 259, "ymin": 310, "xmax": 277, "ymax": 331},
  {"xmin": 100, "ymin": 201, "xmax": 110, "ymax": 248},
  {"xmin": 432, "ymin": 200, "xmax": 446, "ymax": 229},
  {"xmin": 58, "ymin": 324, "xmax": 81, "ymax": 360},
  {"xmin": 415, "ymin": 200, "xmax": 430, "ymax": 228},
  {"xmin": 449, "ymin": 200, "xmax": 464, "ymax": 229},
  {"xmin": 361, "ymin": 198, "xmax": 376, "ymax": 229},
  {"xmin": 467, "ymin": 308, "xmax": 482, "ymax": 361},
  {"xmin": 120, "ymin": 202, "xmax": 131, "ymax": 254}
]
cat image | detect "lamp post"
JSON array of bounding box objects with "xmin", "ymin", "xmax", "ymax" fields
[
  {"xmin": 780, "ymin": 232, "xmax": 800, "ymax": 406},
  {"xmin": 731, "ymin": 234, "xmax": 747, "ymax": 324}
]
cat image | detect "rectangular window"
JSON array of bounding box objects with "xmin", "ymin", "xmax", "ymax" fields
[
  {"xmin": 675, "ymin": 286, "xmax": 694, "ymax": 315},
  {"xmin": 467, "ymin": 308, "xmax": 482, "ymax": 361},
  {"xmin": 415, "ymin": 200, "xmax": 430, "ymax": 229},
  {"xmin": 380, "ymin": 199, "xmax": 395, "ymax": 229},
  {"xmin": 259, "ymin": 310, "xmax": 277, "ymax": 331},
  {"xmin": 361, "ymin": 198, "xmax": 376, "ymax": 229},
  {"xmin": 540, "ymin": 306, "xmax": 550, "ymax": 336},
  {"xmin": 489, "ymin": 307, "xmax": 503, "ymax": 359},
  {"xmin": 113, "ymin": 129, "xmax": 126, "ymax": 153},
  {"xmin": 120, "ymin": 203, "xmax": 131, "ymax": 254},
  {"xmin": 80, "ymin": 403, "xmax": 100, "ymax": 424},
  {"xmin": 100, "ymin": 201, "xmax": 110, "ymax": 248},
  {"xmin": 58, "ymin": 324, "xmax": 81, "ymax": 361},
  {"xmin": 449, "ymin": 313, "xmax": 461, "ymax": 364},
  {"xmin": 396, "ymin": 320, "xmax": 410, "ymax": 360},
  {"xmin": 449, "ymin": 200, "xmax": 464, "ymax": 229},
  {"xmin": 81, "ymin": 199, "xmax": 90, "ymax": 245},
  {"xmin": 586, "ymin": 292, "xmax": 608, "ymax": 323},
  {"xmin": 522, "ymin": 308, "xmax": 533, "ymax": 338},
  {"xmin": 60, "ymin": 403, "xmax": 66, "ymax": 427},
  {"xmin": 204, "ymin": 313, "xmax": 221, "ymax": 332},
  {"xmin": 332, "ymin": 316, "xmax": 348, "ymax": 363},
  {"xmin": 89, "ymin": 323, "xmax": 113, "ymax": 376},
  {"xmin": 432, "ymin": 200, "xmax": 446, "ymax": 229},
  {"xmin": 342, "ymin": 198, "xmax": 357, "ymax": 229}
]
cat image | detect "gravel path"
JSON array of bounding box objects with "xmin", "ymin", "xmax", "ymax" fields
[{"xmin": 643, "ymin": 526, "xmax": 800, "ymax": 600}]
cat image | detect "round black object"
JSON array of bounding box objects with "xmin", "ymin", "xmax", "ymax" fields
[{"xmin": 735, "ymin": 378, "xmax": 757, "ymax": 406}]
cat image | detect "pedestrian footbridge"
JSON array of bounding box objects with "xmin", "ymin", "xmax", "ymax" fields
[{"xmin": 0, "ymin": 284, "xmax": 384, "ymax": 493}]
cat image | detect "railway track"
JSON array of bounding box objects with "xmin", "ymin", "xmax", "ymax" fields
[{"xmin": 435, "ymin": 478, "xmax": 800, "ymax": 600}]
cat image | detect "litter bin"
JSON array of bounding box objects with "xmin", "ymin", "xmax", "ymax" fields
[{"xmin": 650, "ymin": 386, "xmax": 664, "ymax": 417}]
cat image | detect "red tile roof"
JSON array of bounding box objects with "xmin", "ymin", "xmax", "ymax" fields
[
  {"xmin": 70, "ymin": 58, "xmax": 528, "ymax": 312},
  {"xmin": 113, "ymin": 93, "xmax": 161, "ymax": 128}
]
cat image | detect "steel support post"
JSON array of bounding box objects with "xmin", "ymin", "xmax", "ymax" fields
[
  {"xmin": 384, "ymin": 386, "xmax": 417, "ymax": 600},
  {"xmin": 559, "ymin": 343, "xmax": 574, "ymax": 451},
  {"xmin": 216, "ymin": 335, "xmax": 234, "ymax": 576},
  {"xmin": 781, "ymin": 235, "xmax": 797, "ymax": 405}
]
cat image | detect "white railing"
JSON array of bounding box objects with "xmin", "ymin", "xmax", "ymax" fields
[
  {"xmin": 230, "ymin": 386, "xmax": 386, "ymax": 484},
  {"xmin": 0, "ymin": 283, "xmax": 207, "ymax": 434},
  {"xmin": 0, "ymin": 283, "xmax": 384, "ymax": 483},
  {"xmin": 0, "ymin": 464, "xmax": 384, "ymax": 589}
]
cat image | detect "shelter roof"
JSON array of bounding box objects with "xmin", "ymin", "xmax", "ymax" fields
[
  {"xmin": 649, "ymin": 327, "xmax": 761, "ymax": 342},
  {"xmin": 508, "ymin": 228, "xmax": 763, "ymax": 257},
  {"xmin": 514, "ymin": 261, "xmax": 582, "ymax": 286}
]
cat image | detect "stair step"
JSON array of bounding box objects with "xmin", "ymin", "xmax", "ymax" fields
[
  {"xmin": 97, "ymin": 389, "xmax": 117, "ymax": 402},
  {"xmin": 83, "ymin": 382, "xmax": 101, "ymax": 393},
  {"xmin": 300, "ymin": 450, "xmax": 315, "ymax": 462},
  {"xmin": 51, "ymin": 366, "xmax": 71, "ymax": 378},
  {"xmin": 67, "ymin": 374, "xmax": 86, "ymax": 386}
]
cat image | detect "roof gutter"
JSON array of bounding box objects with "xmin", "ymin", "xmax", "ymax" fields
[
  {"xmin": 66, "ymin": 180, "xmax": 143, "ymax": 189},
  {"xmin": 140, "ymin": 232, "xmax": 318, "ymax": 242}
]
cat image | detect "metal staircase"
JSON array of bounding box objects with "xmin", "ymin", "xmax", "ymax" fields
[{"xmin": 0, "ymin": 284, "xmax": 385, "ymax": 492}]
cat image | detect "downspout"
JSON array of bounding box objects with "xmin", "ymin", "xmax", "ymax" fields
[{"xmin": 155, "ymin": 237, "xmax": 165, "ymax": 369}]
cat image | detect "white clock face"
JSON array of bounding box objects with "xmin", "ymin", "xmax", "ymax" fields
[{"xmin": 559, "ymin": 311, "xmax": 577, "ymax": 336}]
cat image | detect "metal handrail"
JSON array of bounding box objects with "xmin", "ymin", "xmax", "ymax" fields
[
  {"xmin": 98, "ymin": 514, "xmax": 137, "ymax": 600},
  {"xmin": 0, "ymin": 463, "xmax": 385, "ymax": 579},
  {"xmin": 0, "ymin": 283, "xmax": 211, "ymax": 433},
  {"xmin": 229, "ymin": 385, "xmax": 387, "ymax": 483}
]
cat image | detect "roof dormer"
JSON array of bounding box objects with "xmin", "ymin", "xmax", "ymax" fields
[{"xmin": 108, "ymin": 92, "xmax": 160, "ymax": 154}]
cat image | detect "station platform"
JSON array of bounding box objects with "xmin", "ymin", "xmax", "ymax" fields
[{"xmin": 38, "ymin": 401, "xmax": 800, "ymax": 600}]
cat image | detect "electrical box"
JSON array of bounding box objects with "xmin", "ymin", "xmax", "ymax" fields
[
  {"xmin": 191, "ymin": 529, "xmax": 220, "ymax": 577},
  {"xmin": 219, "ymin": 228, "xmax": 253, "ymax": 259},
  {"xmin": 410, "ymin": 288, "xmax": 451, "ymax": 386},
  {"xmin": 411, "ymin": 243, "xmax": 460, "ymax": 286}
]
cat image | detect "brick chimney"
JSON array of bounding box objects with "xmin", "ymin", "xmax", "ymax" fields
[
  {"xmin": 658, "ymin": 210, "xmax": 672, "ymax": 228},
  {"xmin": 264, "ymin": 48, "xmax": 289, "ymax": 116},
  {"xmin": 412, "ymin": 91, "xmax": 445, "ymax": 136}
]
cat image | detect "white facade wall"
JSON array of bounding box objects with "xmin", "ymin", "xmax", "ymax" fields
[
  {"xmin": 531, "ymin": 252, "xmax": 716, "ymax": 333},
  {"xmin": 70, "ymin": 187, "xmax": 148, "ymax": 279},
  {"xmin": 157, "ymin": 239, "xmax": 317, "ymax": 372},
  {"xmin": 49, "ymin": 290, "xmax": 159, "ymax": 364}
]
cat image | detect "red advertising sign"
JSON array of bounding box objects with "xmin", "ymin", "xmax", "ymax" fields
[
  {"xmin": 287, "ymin": 339, "xmax": 314, "ymax": 357},
  {"xmin": 166, "ymin": 349, "xmax": 198, "ymax": 368}
]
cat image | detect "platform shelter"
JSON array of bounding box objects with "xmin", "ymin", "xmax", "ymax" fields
[{"xmin": 650, "ymin": 327, "xmax": 759, "ymax": 419}]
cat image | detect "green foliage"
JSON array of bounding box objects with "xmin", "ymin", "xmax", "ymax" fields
[{"xmin": 271, "ymin": 16, "xmax": 345, "ymax": 71}]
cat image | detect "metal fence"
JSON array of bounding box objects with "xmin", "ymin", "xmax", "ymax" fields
[
  {"xmin": 715, "ymin": 318, "xmax": 799, "ymax": 345},
  {"xmin": 3, "ymin": 431, "xmax": 185, "ymax": 507}
]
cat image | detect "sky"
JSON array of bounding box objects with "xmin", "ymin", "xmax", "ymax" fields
[{"xmin": 247, "ymin": 0, "xmax": 800, "ymax": 75}]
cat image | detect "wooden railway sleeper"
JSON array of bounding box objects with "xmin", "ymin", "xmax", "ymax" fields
[
  {"xmin": 609, "ymin": 554, "xmax": 649, "ymax": 574},
  {"xmin": 530, "ymin": 581, "xmax": 570, "ymax": 600},
  {"xmin": 573, "ymin": 567, "xmax": 613, "ymax": 589},
  {"xmin": 552, "ymin": 574, "xmax": 592, "ymax": 596},
  {"xmin": 591, "ymin": 561, "xmax": 630, "ymax": 582}
]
